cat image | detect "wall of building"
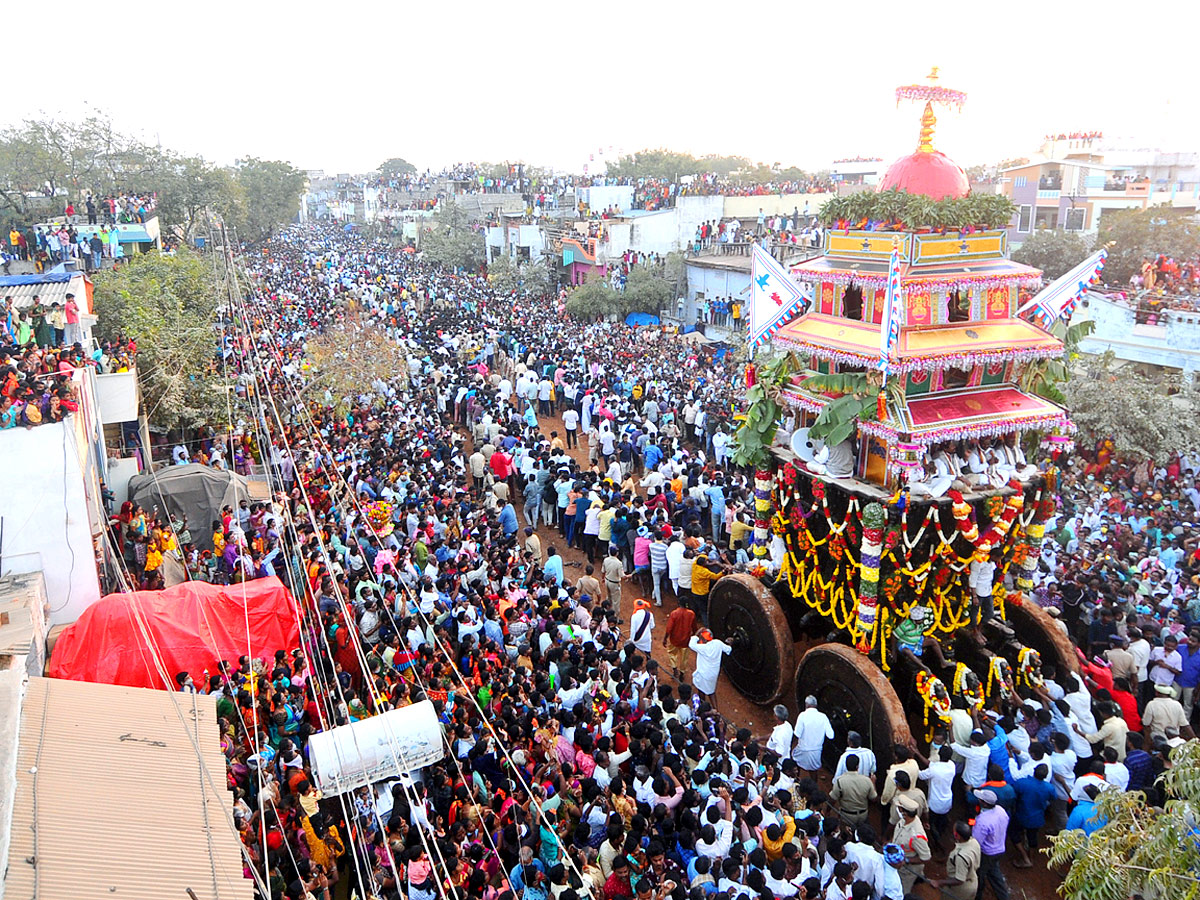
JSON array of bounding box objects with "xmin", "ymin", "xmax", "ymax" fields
[
  {"xmin": 0, "ymin": 422, "xmax": 102, "ymax": 625},
  {"xmin": 1076, "ymin": 292, "xmax": 1200, "ymax": 375},
  {"xmin": 580, "ymin": 185, "xmax": 634, "ymax": 212},
  {"xmin": 722, "ymin": 193, "xmax": 828, "ymax": 221},
  {"xmin": 674, "ymin": 196, "xmax": 727, "ymax": 248},
  {"xmin": 684, "ymin": 261, "xmax": 751, "ymax": 325}
]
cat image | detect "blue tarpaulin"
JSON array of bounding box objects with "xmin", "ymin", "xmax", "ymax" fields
[
  {"xmin": 0, "ymin": 273, "xmax": 73, "ymax": 286},
  {"xmin": 624, "ymin": 312, "xmax": 660, "ymax": 327}
]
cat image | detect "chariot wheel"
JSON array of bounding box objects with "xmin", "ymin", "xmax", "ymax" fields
[
  {"xmin": 1005, "ymin": 600, "xmax": 1080, "ymax": 678},
  {"xmin": 708, "ymin": 573, "xmax": 795, "ymax": 704},
  {"xmin": 794, "ymin": 642, "xmax": 914, "ymax": 774}
]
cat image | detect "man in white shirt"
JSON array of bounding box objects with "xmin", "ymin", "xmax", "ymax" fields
[
  {"xmin": 918, "ymin": 744, "xmax": 957, "ymax": 844},
  {"xmin": 833, "ymin": 731, "xmax": 877, "ymax": 780},
  {"xmin": 766, "ymin": 705, "xmax": 795, "ymax": 761},
  {"xmin": 951, "ymin": 730, "xmax": 992, "ymax": 788},
  {"xmin": 792, "ymin": 695, "xmax": 835, "ymax": 775},
  {"xmin": 630, "ymin": 599, "xmax": 655, "ymax": 654}
]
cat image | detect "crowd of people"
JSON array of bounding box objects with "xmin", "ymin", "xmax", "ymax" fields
[{"xmin": 92, "ymin": 219, "xmax": 1199, "ymax": 900}]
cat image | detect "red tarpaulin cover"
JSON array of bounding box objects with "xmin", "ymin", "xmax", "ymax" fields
[{"xmin": 48, "ymin": 577, "xmax": 300, "ymax": 690}]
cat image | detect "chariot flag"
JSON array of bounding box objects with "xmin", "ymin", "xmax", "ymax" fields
[
  {"xmin": 1018, "ymin": 248, "xmax": 1107, "ymax": 328},
  {"xmin": 749, "ymin": 242, "xmax": 810, "ymax": 347},
  {"xmin": 877, "ymin": 237, "xmax": 904, "ymax": 383}
]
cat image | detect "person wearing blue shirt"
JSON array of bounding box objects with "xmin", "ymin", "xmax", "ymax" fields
[
  {"xmin": 704, "ymin": 479, "xmax": 727, "ymax": 542},
  {"xmin": 499, "ymin": 502, "xmax": 519, "ymax": 538},
  {"xmin": 1065, "ymin": 785, "xmax": 1106, "ymax": 835},
  {"xmin": 1012, "ymin": 765, "xmax": 1057, "ymax": 867},
  {"xmin": 543, "ymin": 547, "xmax": 564, "ymax": 586}
]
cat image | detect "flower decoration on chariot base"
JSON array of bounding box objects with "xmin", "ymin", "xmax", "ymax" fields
[
  {"xmin": 363, "ymin": 500, "xmax": 396, "ymax": 537},
  {"xmin": 884, "ymin": 527, "xmax": 902, "ymax": 551},
  {"xmin": 915, "ymin": 671, "xmax": 953, "ymax": 727},
  {"xmin": 882, "ymin": 572, "xmax": 903, "ymax": 598},
  {"xmin": 933, "ymin": 565, "xmax": 954, "ymax": 588},
  {"xmin": 781, "ymin": 463, "xmax": 799, "ymax": 487},
  {"xmin": 983, "ymin": 495, "xmax": 1005, "ymax": 522},
  {"xmin": 986, "ymin": 656, "xmax": 1015, "ymax": 701},
  {"xmin": 947, "ymin": 490, "xmax": 979, "ymax": 543},
  {"xmin": 952, "ymin": 662, "xmax": 986, "ymax": 713},
  {"xmin": 1016, "ymin": 647, "xmax": 1044, "ymax": 689}
]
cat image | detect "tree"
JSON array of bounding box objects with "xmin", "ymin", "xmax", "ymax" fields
[
  {"xmin": 1065, "ymin": 353, "xmax": 1200, "ymax": 460},
  {"xmin": 1012, "ymin": 229, "xmax": 1093, "ymax": 280},
  {"xmin": 228, "ymin": 157, "xmax": 306, "ymax": 244},
  {"xmin": 152, "ymin": 154, "xmax": 244, "ymax": 243},
  {"xmin": 1096, "ymin": 206, "xmax": 1200, "ymax": 285},
  {"xmin": 606, "ymin": 149, "xmax": 702, "ymax": 181},
  {"xmin": 304, "ymin": 316, "xmax": 409, "ymax": 416},
  {"xmin": 0, "ymin": 114, "xmax": 149, "ymax": 220},
  {"xmin": 92, "ymin": 250, "xmax": 225, "ymax": 430},
  {"xmin": 565, "ymin": 277, "xmax": 621, "ymax": 319},
  {"xmin": 488, "ymin": 255, "xmax": 554, "ymax": 297},
  {"xmin": 624, "ymin": 265, "xmax": 673, "ymax": 315},
  {"xmin": 1048, "ymin": 740, "xmax": 1200, "ymax": 900},
  {"xmin": 377, "ymin": 157, "xmax": 417, "ymax": 177},
  {"xmin": 1018, "ymin": 319, "xmax": 1095, "ymax": 405},
  {"xmin": 731, "ymin": 354, "xmax": 796, "ymax": 468},
  {"xmin": 421, "ymin": 201, "xmax": 484, "ymax": 271}
]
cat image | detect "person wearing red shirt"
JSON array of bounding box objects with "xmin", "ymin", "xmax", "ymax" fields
[
  {"xmin": 1109, "ymin": 676, "xmax": 1143, "ymax": 733},
  {"xmin": 602, "ymin": 855, "xmax": 634, "ymax": 900}
]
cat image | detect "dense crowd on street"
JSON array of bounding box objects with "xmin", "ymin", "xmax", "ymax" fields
[{"xmin": 92, "ymin": 220, "xmax": 1199, "ymax": 900}]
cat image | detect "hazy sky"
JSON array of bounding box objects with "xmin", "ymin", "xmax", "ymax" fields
[{"xmin": 7, "ymin": 0, "xmax": 1198, "ymax": 175}]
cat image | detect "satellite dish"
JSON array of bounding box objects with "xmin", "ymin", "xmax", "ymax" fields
[{"xmin": 791, "ymin": 427, "xmax": 816, "ymax": 462}]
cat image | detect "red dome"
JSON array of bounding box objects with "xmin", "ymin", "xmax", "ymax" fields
[{"xmin": 877, "ymin": 150, "xmax": 969, "ymax": 200}]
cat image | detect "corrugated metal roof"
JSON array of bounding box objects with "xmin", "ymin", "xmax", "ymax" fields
[
  {"xmin": 5, "ymin": 677, "xmax": 254, "ymax": 900},
  {"xmin": 0, "ymin": 273, "xmax": 88, "ymax": 310}
]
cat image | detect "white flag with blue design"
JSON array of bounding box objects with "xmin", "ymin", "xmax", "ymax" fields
[{"xmin": 749, "ymin": 242, "xmax": 810, "ymax": 347}]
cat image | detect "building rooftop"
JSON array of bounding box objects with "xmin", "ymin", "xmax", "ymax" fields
[{"xmin": 3, "ymin": 677, "xmax": 253, "ymax": 900}]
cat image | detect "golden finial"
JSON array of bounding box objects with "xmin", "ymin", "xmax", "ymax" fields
[
  {"xmin": 917, "ymin": 101, "xmax": 937, "ymax": 153},
  {"xmin": 927, "ymin": 66, "xmax": 940, "ymax": 81}
]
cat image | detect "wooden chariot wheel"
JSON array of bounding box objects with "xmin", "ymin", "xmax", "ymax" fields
[
  {"xmin": 707, "ymin": 573, "xmax": 796, "ymax": 704},
  {"xmin": 794, "ymin": 642, "xmax": 915, "ymax": 773}
]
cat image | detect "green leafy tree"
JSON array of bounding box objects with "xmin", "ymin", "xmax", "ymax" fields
[
  {"xmin": 731, "ymin": 354, "xmax": 796, "ymax": 468},
  {"xmin": 1066, "ymin": 353, "xmax": 1200, "ymax": 459},
  {"xmin": 1096, "ymin": 205, "xmax": 1200, "ymax": 285},
  {"xmin": 378, "ymin": 157, "xmax": 417, "ymax": 176},
  {"xmin": 489, "ymin": 254, "xmax": 553, "ymax": 296},
  {"xmin": 624, "ymin": 265, "xmax": 673, "ymax": 315},
  {"xmin": 422, "ymin": 201, "xmax": 485, "ymax": 271},
  {"xmin": 0, "ymin": 114, "xmax": 148, "ymax": 219},
  {"xmin": 1048, "ymin": 740, "xmax": 1200, "ymax": 900},
  {"xmin": 1012, "ymin": 229, "xmax": 1094, "ymax": 279},
  {"xmin": 228, "ymin": 157, "xmax": 306, "ymax": 244},
  {"xmin": 606, "ymin": 149, "xmax": 702, "ymax": 181},
  {"xmin": 565, "ymin": 277, "xmax": 621, "ymax": 319},
  {"xmin": 1018, "ymin": 319, "xmax": 1095, "ymax": 405},
  {"xmin": 92, "ymin": 250, "xmax": 225, "ymax": 429},
  {"xmin": 151, "ymin": 154, "xmax": 244, "ymax": 243}
]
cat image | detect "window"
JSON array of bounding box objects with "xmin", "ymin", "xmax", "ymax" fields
[
  {"xmin": 1064, "ymin": 208, "xmax": 1086, "ymax": 231},
  {"xmin": 841, "ymin": 284, "xmax": 863, "ymax": 321},
  {"xmin": 942, "ymin": 366, "xmax": 972, "ymax": 390},
  {"xmin": 1017, "ymin": 205, "xmax": 1033, "ymax": 232},
  {"xmin": 947, "ymin": 290, "xmax": 969, "ymax": 322},
  {"xmin": 1014, "ymin": 176, "xmax": 1028, "ymax": 189}
]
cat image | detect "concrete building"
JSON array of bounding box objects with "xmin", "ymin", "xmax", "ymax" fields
[
  {"xmin": 1074, "ymin": 289, "xmax": 1200, "ymax": 377},
  {"xmin": 1000, "ymin": 135, "xmax": 1200, "ymax": 243}
]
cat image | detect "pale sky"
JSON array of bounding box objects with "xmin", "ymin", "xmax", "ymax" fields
[{"xmin": 7, "ymin": 0, "xmax": 1199, "ymax": 175}]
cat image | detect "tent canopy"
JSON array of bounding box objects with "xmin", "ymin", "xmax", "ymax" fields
[
  {"xmin": 127, "ymin": 464, "xmax": 252, "ymax": 550},
  {"xmin": 47, "ymin": 577, "xmax": 299, "ymax": 690},
  {"xmin": 624, "ymin": 312, "xmax": 660, "ymax": 327}
]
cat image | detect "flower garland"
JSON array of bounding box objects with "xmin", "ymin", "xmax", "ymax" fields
[
  {"xmin": 976, "ymin": 487, "xmax": 1025, "ymax": 550},
  {"xmin": 1016, "ymin": 521, "xmax": 1047, "ymax": 593},
  {"xmin": 895, "ymin": 83, "xmax": 967, "ymax": 107},
  {"xmin": 855, "ymin": 502, "xmax": 885, "ymax": 652},
  {"xmin": 752, "ymin": 468, "xmax": 773, "ymax": 560},
  {"xmin": 772, "ymin": 337, "xmax": 1062, "ymax": 376},
  {"xmin": 915, "ymin": 671, "xmax": 953, "ymax": 740},
  {"xmin": 947, "ymin": 490, "xmax": 980, "ymax": 543},
  {"xmin": 952, "ymin": 662, "xmax": 985, "ymax": 714},
  {"xmin": 1016, "ymin": 647, "xmax": 1044, "ymax": 690},
  {"xmin": 986, "ymin": 656, "xmax": 1016, "ymax": 702}
]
